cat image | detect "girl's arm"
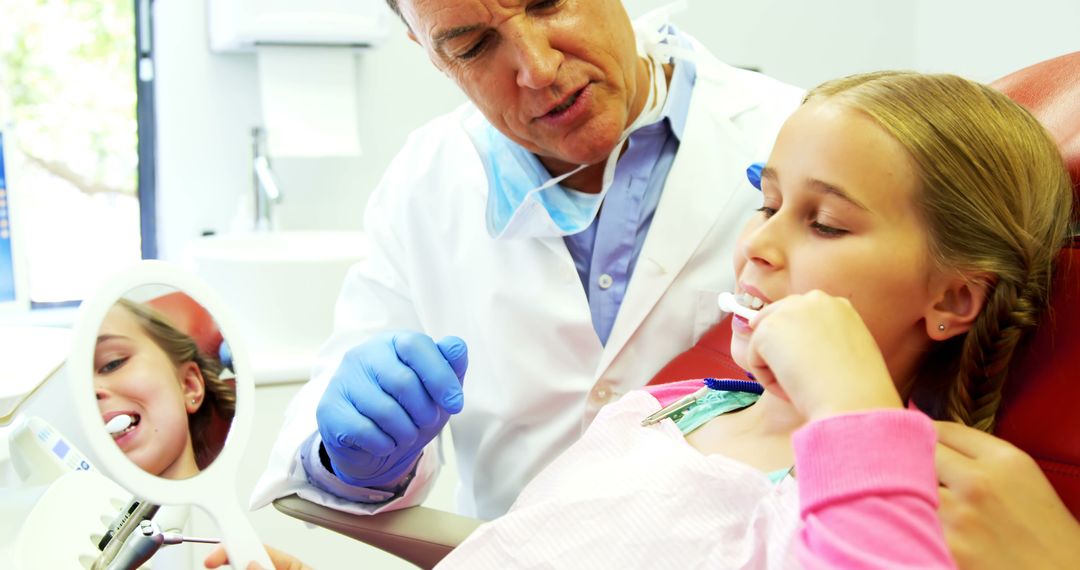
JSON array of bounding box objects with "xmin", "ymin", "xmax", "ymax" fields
[{"xmin": 793, "ymin": 410, "xmax": 956, "ymax": 569}]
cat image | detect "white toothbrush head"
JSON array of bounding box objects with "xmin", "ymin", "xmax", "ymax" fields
[
  {"xmin": 717, "ymin": 292, "xmax": 760, "ymax": 321},
  {"xmin": 105, "ymin": 414, "xmax": 134, "ymax": 434}
]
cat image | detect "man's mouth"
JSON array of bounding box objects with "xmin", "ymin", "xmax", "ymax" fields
[{"xmin": 543, "ymin": 87, "xmax": 585, "ymax": 118}]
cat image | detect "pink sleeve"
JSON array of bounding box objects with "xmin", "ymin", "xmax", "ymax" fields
[{"xmin": 793, "ymin": 410, "xmax": 956, "ymax": 569}]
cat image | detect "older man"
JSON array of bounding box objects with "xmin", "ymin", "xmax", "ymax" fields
[{"xmin": 253, "ymin": 0, "xmax": 802, "ymax": 520}]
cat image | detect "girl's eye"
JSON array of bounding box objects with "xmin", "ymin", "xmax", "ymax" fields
[
  {"xmin": 811, "ymin": 221, "xmax": 849, "ymax": 237},
  {"xmin": 98, "ymin": 357, "xmax": 127, "ymax": 374},
  {"xmin": 756, "ymin": 206, "xmax": 777, "ymax": 218}
]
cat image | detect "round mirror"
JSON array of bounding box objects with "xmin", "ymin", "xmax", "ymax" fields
[
  {"xmin": 92, "ymin": 286, "xmax": 236, "ymax": 479},
  {"xmin": 69, "ymin": 261, "xmax": 271, "ymax": 568}
]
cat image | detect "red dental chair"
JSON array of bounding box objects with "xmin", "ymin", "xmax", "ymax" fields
[{"xmin": 272, "ymin": 52, "xmax": 1080, "ymax": 566}]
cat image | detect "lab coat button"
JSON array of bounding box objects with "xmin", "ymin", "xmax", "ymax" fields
[{"xmin": 598, "ymin": 273, "xmax": 614, "ymax": 289}]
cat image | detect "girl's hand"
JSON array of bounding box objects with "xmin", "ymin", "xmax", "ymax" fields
[
  {"xmin": 744, "ymin": 290, "xmax": 902, "ymax": 421},
  {"xmin": 204, "ymin": 544, "xmax": 313, "ymax": 570}
]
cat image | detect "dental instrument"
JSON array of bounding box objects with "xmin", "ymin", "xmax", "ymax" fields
[
  {"xmin": 105, "ymin": 414, "xmax": 134, "ymax": 434},
  {"xmin": 640, "ymin": 386, "xmax": 710, "ymax": 427},
  {"xmin": 103, "ymin": 518, "xmax": 220, "ymax": 570},
  {"xmin": 717, "ymin": 291, "xmax": 761, "ymax": 321},
  {"xmin": 641, "ymin": 377, "xmax": 764, "ymax": 427}
]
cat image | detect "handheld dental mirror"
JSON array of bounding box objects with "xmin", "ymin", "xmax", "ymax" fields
[{"xmin": 70, "ymin": 260, "xmax": 273, "ymax": 569}]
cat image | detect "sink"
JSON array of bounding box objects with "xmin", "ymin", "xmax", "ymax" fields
[{"xmin": 185, "ymin": 231, "xmax": 367, "ymax": 382}]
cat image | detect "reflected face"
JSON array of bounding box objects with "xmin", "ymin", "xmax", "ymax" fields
[
  {"xmin": 730, "ymin": 101, "xmax": 940, "ymax": 379},
  {"xmin": 401, "ymin": 0, "xmax": 648, "ymax": 170},
  {"xmin": 94, "ymin": 304, "xmax": 203, "ymax": 479}
]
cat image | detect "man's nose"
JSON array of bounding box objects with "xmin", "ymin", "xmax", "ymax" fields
[{"xmin": 510, "ymin": 23, "xmax": 561, "ymax": 89}]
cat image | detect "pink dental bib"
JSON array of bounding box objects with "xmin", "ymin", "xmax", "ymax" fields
[{"xmin": 437, "ymin": 390, "xmax": 801, "ymax": 569}]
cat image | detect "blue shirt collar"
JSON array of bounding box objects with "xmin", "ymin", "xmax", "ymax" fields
[{"xmin": 658, "ymin": 26, "xmax": 697, "ymax": 142}]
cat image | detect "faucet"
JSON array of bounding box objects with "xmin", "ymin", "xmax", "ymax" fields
[{"xmin": 251, "ymin": 127, "xmax": 283, "ymax": 231}]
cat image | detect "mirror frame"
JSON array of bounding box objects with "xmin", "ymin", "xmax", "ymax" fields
[{"xmin": 69, "ymin": 260, "xmax": 272, "ymax": 568}]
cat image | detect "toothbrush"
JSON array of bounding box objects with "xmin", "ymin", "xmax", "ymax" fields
[
  {"xmin": 105, "ymin": 414, "xmax": 134, "ymax": 434},
  {"xmin": 717, "ymin": 291, "xmax": 761, "ymax": 321}
]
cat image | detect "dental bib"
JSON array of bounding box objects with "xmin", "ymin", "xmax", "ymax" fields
[
  {"xmin": 464, "ymin": 5, "xmax": 693, "ymax": 240},
  {"xmin": 436, "ymin": 390, "xmax": 801, "ymax": 569}
]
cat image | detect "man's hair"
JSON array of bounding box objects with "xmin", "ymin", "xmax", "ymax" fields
[
  {"xmin": 385, "ymin": 0, "xmax": 404, "ymax": 21},
  {"xmin": 805, "ymin": 72, "xmax": 1073, "ymax": 433}
]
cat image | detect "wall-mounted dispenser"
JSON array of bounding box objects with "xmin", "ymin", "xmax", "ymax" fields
[{"xmin": 208, "ymin": 0, "xmax": 394, "ymax": 53}]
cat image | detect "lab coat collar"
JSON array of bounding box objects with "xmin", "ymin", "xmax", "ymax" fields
[{"xmin": 595, "ymin": 64, "xmax": 762, "ymax": 378}]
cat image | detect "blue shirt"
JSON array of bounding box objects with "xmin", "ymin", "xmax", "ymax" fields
[{"xmin": 564, "ymin": 45, "xmax": 696, "ymax": 345}]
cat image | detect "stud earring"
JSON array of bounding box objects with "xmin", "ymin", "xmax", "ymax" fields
[
  {"xmin": 937, "ymin": 323, "xmax": 946, "ymax": 332},
  {"xmin": 191, "ymin": 399, "xmax": 197, "ymax": 405}
]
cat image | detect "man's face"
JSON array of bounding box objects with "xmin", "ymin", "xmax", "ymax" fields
[{"xmin": 400, "ymin": 0, "xmax": 649, "ymax": 170}]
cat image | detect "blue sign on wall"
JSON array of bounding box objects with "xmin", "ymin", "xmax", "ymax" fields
[{"xmin": 0, "ymin": 132, "xmax": 16, "ymax": 302}]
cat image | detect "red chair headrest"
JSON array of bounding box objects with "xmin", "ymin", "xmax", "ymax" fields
[
  {"xmin": 991, "ymin": 51, "xmax": 1080, "ymax": 203},
  {"xmin": 991, "ymin": 51, "xmax": 1080, "ymax": 519},
  {"xmin": 145, "ymin": 291, "xmax": 224, "ymax": 358}
]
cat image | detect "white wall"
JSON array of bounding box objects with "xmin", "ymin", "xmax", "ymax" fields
[
  {"xmin": 912, "ymin": 0, "xmax": 1080, "ymax": 82},
  {"xmin": 154, "ymin": 0, "xmax": 465, "ymax": 260},
  {"xmin": 155, "ymin": 0, "xmax": 1078, "ymax": 260}
]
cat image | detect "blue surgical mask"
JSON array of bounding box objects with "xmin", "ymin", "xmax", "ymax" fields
[{"xmin": 464, "ymin": 5, "xmax": 689, "ymax": 240}]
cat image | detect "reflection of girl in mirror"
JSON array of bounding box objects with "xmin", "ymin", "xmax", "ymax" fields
[{"xmin": 94, "ymin": 299, "xmax": 237, "ymax": 479}]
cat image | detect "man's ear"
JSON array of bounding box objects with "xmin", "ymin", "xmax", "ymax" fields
[
  {"xmin": 179, "ymin": 361, "xmax": 206, "ymax": 414},
  {"xmin": 926, "ymin": 274, "xmax": 993, "ymax": 340}
]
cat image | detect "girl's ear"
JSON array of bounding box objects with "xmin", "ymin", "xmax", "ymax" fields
[
  {"xmin": 179, "ymin": 361, "xmax": 206, "ymax": 414},
  {"xmin": 926, "ymin": 274, "xmax": 992, "ymax": 340}
]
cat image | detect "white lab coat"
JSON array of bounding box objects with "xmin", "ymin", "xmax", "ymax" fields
[{"xmin": 251, "ymin": 36, "xmax": 804, "ymax": 520}]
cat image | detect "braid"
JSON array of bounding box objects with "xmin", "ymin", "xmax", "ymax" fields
[{"xmin": 947, "ymin": 277, "xmax": 1044, "ymax": 432}]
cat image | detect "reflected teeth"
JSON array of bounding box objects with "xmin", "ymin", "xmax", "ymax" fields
[
  {"xmin": 737, "ymin": 293, "xmax": 766, "ymax": 310},
  {"xmin": 106, "ymin": 413, "xmax": 140, "ymax": 437}
]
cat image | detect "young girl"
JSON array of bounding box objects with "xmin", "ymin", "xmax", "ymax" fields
[
  {"xmin": 206, "ymin": 70, "xmax": 1073, "ymax": 569},
  {"xmin": 434, "ymin": 71, "xmax": 1073, "ymax": 568},
  {"xmin": 94, "ymin": 298, "xmax": 237, "ymax": 479}
]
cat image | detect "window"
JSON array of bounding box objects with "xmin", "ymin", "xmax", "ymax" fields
[{"xmin": 0, "ymin": 0, "xmax": 154, "ymax": 305}]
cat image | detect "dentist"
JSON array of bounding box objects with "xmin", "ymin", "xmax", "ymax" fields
[{"xmin": 253, "ymin": 0, "xmax": 802, "ymax": 520}]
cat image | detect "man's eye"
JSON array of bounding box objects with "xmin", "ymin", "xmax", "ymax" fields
[
  {"xmin": 459, "ymin": 36, "xmax": 491, "ymax": 60},
  {"xmin": 529, "ymin": 0, "xmax": 561, "ymax": 11}
]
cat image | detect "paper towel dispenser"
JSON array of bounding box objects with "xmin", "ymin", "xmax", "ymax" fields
[{"xmin": 208, "ymin": 0, "xmax": 394, "ymax": 52}]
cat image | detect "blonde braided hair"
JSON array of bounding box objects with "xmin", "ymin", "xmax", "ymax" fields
[{"xmin": 806, "ymin": 72, "xmax": 1073, "ymax": 432}]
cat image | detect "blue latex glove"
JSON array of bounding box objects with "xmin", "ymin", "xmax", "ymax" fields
[{"xmin": 316, "ymin": 332, "xmax": 468, "ymax": 488}]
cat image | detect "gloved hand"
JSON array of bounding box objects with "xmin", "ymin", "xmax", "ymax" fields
[{"xmin": 316, "ymin": 332, "xmax": 468, "ymax": 488}]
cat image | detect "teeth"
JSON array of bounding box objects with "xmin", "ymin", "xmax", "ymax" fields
[
  {"xmin": 737, "ymin": 293, "xmax": 766, "ymax": 310},
  {"xmin": 551, "ymin": 92, "xmax": 579, "ymax": 114}
]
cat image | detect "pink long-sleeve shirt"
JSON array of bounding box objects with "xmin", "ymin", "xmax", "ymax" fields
[
  {"xmin": 651, "ymin": 379, "xmax": 956, "ymax": 568},
  {"xmin": 794, "ymin": 409, "xmax": 956, "ymax": 568},
  {"xmin": 439, "ymin": 380, "xmax": 956, "ymax": 568}
]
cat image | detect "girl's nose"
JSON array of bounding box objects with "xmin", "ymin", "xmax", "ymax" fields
[{"xmin": 740, "ymin": 215, "xmax": 786, "ymax": 270}]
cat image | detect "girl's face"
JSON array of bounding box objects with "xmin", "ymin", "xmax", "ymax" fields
[
  {"xmin": 731, "ymin": 100, "xmax": 946, "ymax": 382},
  {"xmin": 94, "ymin": 304, "xmax": 203, "ymax": 479}
]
